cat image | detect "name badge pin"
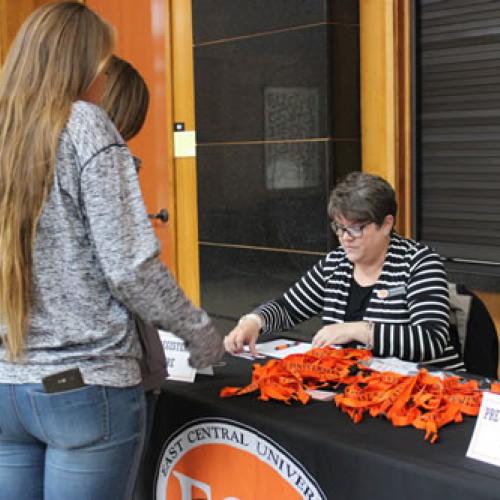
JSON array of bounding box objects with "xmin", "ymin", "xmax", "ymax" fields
[{"xmin": 376, "ymin": 286, "xmax": 406, "ymax": 299}]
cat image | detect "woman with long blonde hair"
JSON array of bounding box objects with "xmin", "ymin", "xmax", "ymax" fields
[{"xmin": 0, "ymin": 3, "xmax": 223, "ymax": 499}]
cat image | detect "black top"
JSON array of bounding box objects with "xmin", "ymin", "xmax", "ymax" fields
[{"xmin": 344, "ymin": 278, "xmax": 374, "ymax": 322}]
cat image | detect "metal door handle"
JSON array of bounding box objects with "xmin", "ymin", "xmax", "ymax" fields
[{"xmin": 148, "ymin": 208, "xmax": 169, "ymax": 223}]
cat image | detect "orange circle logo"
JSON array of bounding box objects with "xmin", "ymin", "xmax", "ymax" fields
[{"xmin": 155, "ymin": 418, "xmax": 325, "ymax": 499}]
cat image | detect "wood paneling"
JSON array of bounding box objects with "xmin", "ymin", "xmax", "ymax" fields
[
  {"xmin": 174, "ymin": 158, "xmax": 200, "ymax": 306},
  {"xmin": 360, "ymin": 0, "xmax": 412, "ymax": 236},
  {"xmin": 360, "ymin": 1, "xmax": 395, "ymax": 181},
  {"xmin": 394, "ymin": 0, "xmax": 412, "ymax": 237},
  {"xmin": 171, "ymin": 0, "xmax": 200, "ymax": 305}
]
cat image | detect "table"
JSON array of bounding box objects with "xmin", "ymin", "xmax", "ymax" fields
[{"xmin": 143, "ymin": 354, "xmax": 500, "ymax": 500}]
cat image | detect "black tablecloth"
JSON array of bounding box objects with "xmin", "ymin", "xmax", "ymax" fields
[{"xmin": 143, "ymin": 353, "xmax": 500, "ymax": 500}]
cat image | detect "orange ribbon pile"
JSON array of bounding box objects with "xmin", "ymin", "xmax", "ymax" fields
[
  {"xmin": 336, "ymin": 369, "xmax": 482, "ymax": 443},
  {"xmin": 220, "ymin": 348, "xmax": 372, "ymax": 404},
  {"xmin": 220, "ymin": 348, "xmax": 487, "ymax": 443}
]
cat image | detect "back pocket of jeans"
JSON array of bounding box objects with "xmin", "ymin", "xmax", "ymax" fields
[{"xmin": 30, "ymin": 385, "xmax": 109, "ymax": 449}]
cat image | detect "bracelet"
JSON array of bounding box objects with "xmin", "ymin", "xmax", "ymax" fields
[
  {"xmin": 238, "ymin": 313, "xmax": 263, "ymax": 332},
  {"xmin": 365, "ymin": 320, "xmax": 374, "ymax": 349}
]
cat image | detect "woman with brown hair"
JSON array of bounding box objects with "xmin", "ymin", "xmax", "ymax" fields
[
  {"xmin": 0, "ymin": 3, "xmax": 223, "ymax": 499},
  {"xmin": 101, "ymin": 55, "xmax": 165, "ymax": 500},
  {"xmin": 101, "ymin": 55, "xmax": 150, "ymax": 143},
  {"xmin": 225, "ymin": 172, "xmax": 463, "ymax": 371}
]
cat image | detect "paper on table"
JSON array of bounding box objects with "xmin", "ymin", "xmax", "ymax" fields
[
  {"xmin": 364, "ymin": 357, "xmax": 419, "ymax": 376},
  {"xmin": 255, "ymin": 339, "xmax": 313, "ymax": 359},
  {"xmin": 231, "ymin": 338, "xmax": 312, "ymax": 360},
  {"xmin": 306, "ymin": 389, "xmax": 336, "ymax": 401},
  {"xmin": 231, "ymin": 346, "xmax": 267, "ymax": 361}
]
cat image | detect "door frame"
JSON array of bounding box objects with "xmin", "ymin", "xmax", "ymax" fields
[{"xmin": 169, "ymin": 0, "xmax": 201, "ymax": 306}]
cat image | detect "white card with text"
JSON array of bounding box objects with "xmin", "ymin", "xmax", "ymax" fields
[
  {"xmin": 159, "ymin": 330, "xmax": 196, "ymax": 383},
  {"xmin": 467, "ymin": 391, "xmax": 500, "ymax": 467}
]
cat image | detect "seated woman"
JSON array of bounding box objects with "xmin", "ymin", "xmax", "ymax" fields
[{"xmin": 224, "ymin": 172, "xmax": 464, "ymax": 370}]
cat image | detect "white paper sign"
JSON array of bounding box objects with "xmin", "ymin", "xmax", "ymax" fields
[
  {"xmin": 173, "ymin": 130, "xmax": 196, "ymax": 158},
  {"xmin": 159, "ymin": 330, "xmax": 196, "ymax": 383},
  {"xmin": 159, "ymin": 330, "xmax": 214, "ymax": 382},
  {"xmin": 467, "ymin": 391, "xmax": 500, "ymax": 467}
]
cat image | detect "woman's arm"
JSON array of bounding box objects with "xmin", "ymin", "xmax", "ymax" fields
[
  {"xmin": 224, "ymin": 258, "xmax": 328, "ymax": 353},
  {"xmin": 371, "ymin": 249, "xmax": 450, "ymax": 362},
  {"xmin": 80, "ymin": 143, "xmax": 223, "ymax": 368},
  {"xmin": 256, "ymin": 259, "xmax": 328, "ymax": 333}
]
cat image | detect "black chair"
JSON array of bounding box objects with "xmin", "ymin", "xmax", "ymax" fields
[{"xmin": 449, "ymin": 283, "xmax": 498, "ymax": 379}]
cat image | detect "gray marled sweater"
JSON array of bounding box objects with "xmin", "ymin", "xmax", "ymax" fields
[{"xmin": 0, "ymin": 101, "xmax": 223, "ymax": 387}]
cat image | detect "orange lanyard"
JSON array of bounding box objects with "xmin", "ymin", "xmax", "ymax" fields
[{"xmin": 221, "ymin": 348, "xmax": 486, "ymax": 443}]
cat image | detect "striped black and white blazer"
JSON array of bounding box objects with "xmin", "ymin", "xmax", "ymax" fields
[{"xmin": 255, "ymin": 234, "xmax": 464, "ymax": 371}]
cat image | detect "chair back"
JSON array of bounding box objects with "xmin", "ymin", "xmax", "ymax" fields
[{"xmin": 449, "ymin": 283, "xmax": 498, "ymax": 379}]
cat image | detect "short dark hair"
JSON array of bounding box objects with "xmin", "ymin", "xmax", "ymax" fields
[{"xmin": 328, "ymin": 172, "xmax": 397, "ymax": 225}]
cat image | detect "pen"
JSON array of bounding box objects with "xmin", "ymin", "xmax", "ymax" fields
[
  {"xmin": 274, "ymin": 341, "xmax": 300, "ymax": 351},
  {"xmin": 274, "ymin": 344, "xmax": 289, "ymax": 351}
]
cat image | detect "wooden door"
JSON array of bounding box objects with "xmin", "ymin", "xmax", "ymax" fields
[
  {"xmin": 0, "ymin": 0, "xmax": 204, "ymax": 306},
  {"xmin": 85, "ymin": 0, "xmax": 200, "ymax": 304},
  {"xmin": 86, "ymin": 0, "xmax": 177, "ymax": 273}
]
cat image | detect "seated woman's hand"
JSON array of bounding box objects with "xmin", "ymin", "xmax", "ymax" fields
[
  {"xmin": 312, "ymin": 322, "xmax": 372, "ymax": 348},
  {"xmin": 224, "ymin": 317, "xmax": 260, "ymax": 355}
]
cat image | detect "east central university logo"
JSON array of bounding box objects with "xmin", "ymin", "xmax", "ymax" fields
[{"xmin": 155, "ymin": 418, "xmax": 326, "ymax": 500}]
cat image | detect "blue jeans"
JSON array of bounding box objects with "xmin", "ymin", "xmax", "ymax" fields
[
  {"xmin": 0, "ymin": 383, "xmax": 146, "ymax": 500},
  {"xmin": 134, "ymin": 389, "xmax": 160, "ymax": 500}
]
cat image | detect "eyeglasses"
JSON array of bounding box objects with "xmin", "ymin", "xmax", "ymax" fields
[{"xmin": 330, "ymin": 221, "xmax": 372, "ymax": 238}]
